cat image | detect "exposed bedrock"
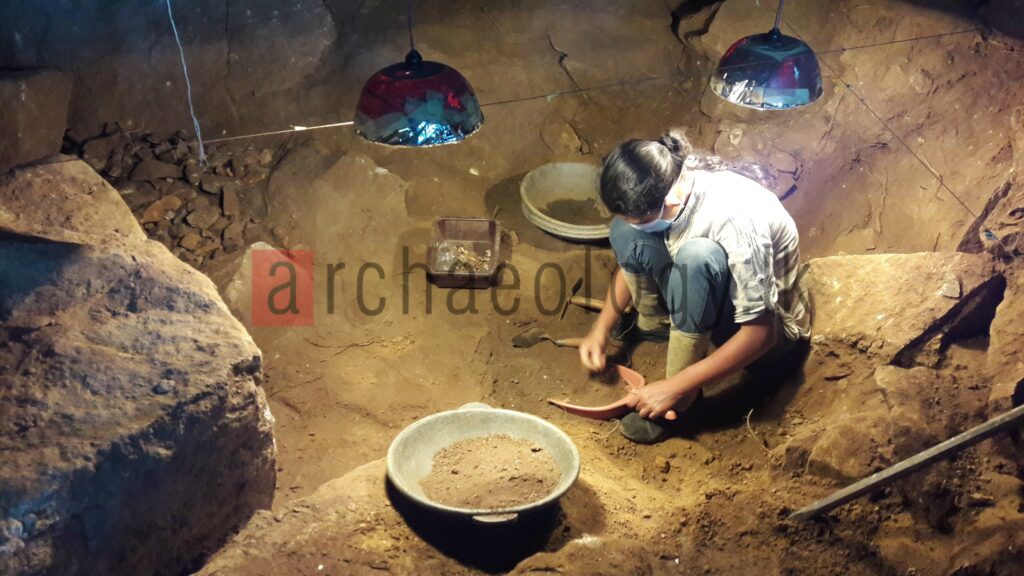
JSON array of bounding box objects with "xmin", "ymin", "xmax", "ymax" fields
[{"xmin": 0, "ymin": 159, "xmax": 276, "ymax": 575}]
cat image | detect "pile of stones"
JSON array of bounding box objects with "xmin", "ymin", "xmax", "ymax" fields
[{"xmin": 66, "ymin": 127, "xmax": 275, "ymax": 269}]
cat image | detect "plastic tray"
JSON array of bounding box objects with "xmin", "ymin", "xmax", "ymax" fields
[{"xmin": 427, "ymin": 217, "xmax": 502, "ymax": 288}]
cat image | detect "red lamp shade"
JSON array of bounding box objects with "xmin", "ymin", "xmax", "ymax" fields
[
  {"xmin": 710, "ymin": 28, "xmax": 823, "ymax": 110},
  {"xmin": 355, "ymin": 50, "xmax": 484, "ymax": 146}
]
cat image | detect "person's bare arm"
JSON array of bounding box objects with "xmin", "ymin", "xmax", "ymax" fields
[
  {"xmin": 628, "ymin": 312, "xmax": 778, "ymax": 419},
  {"xmin": 578, "ymin": 269, "xmax": 633, "ymax": 372}
]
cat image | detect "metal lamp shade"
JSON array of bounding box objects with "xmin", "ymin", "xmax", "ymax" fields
[
  {"xmin": 355, "ymin": 50, "xmax": 484, "ymax": 146},
  {"xmin": 710, "ymin": 29, "xmax": 823, "ymax": 110}
]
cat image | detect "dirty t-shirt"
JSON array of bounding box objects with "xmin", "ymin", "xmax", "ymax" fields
[{"xmin": 666, "ymin": 169, "xmax": 809, "ymax": 340}]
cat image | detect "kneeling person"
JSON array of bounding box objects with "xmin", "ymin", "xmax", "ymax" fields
[{"xmin": 578, "ymin": 130, "xmax": 809, "ymax": 443}]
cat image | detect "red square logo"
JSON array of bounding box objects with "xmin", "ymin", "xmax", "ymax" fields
[{"xmin": 252, "ymin": 250, "xmax": 314, "ymax": 327}]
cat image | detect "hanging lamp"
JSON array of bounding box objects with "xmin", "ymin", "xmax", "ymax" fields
[
  {"xmin": 354, "ymin": 0, "xmax": 483, "ymax": 146},
  {"xmin": 710, "ymin": 0, "xmax": 822, "ymax": 110}
]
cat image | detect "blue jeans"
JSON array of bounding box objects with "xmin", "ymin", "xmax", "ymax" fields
[{"xmin": 609, "ymin": 218, "xmax": 729, "ymax": 335}]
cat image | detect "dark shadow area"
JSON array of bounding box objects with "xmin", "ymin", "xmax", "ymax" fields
[
  {"xmin": 676, "ymin": 338, "xmax": 811, "ymax": 435},
  {"xmin": 0, "ymin": 234, "xmax": 82, "ymax": 318},
  {"xmin": 386, "ymin": 477, "xmax": 605, "ymax": 573},
  {"xmin": 670, "ymin": 1, "xmax": 726, "ymax": 43},
  {"xmin": 894, "ymin": 273, "xmax": 1007, "ymax": 367},
  {"xmin": 895, "ymin": 0, "xmax": 1024, "ymax": 40},
  {"xmin": 537, "ymin": 479, "xmax": 607, "ymax": 552}
]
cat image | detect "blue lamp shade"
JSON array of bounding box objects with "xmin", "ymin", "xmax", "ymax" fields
[
  {"xmin": 355, "ymin": 50, "xmax": 484, "ymax": 146},
  {"xmin": 710, "ymin": 29, "xmax": 823, "ymax": 110}
]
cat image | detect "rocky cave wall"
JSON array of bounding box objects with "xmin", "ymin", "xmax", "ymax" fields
[
  {"xmin": 3, "ymin": 0, "xmax": 1024, "ymax": 259},
  {"xmin": 0, "ymin": 160, "xmax": 277, "ymax": 575},
  {"xmin": 3, "ymin": 1, "xmax": 1024, "ymax": 574}
]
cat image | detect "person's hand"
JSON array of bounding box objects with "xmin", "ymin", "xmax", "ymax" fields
[
  {"xmin": 578, "ymin": 326, "xmax": 609, "ymax": 372},
  {"xmin": 626, "ymin": 378, "xmax": 683, "ymax": 420}
]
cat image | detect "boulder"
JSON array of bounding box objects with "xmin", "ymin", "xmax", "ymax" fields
[
  {"xmin": 0, "ymin": 69, "xmax": 72, "ymax": 172},
  {"xmin": 195, "ymin": 460, "xmax": 474, "ymax": 575},
  {"xmin": 986, "ymin": 272, "xmax": 1024, "ymax": 416},
  {"xmin": 213, "ymin": 241, "xmax": 278, "ymax": 328},
  {"xmin": 0, "ymin": 156, "xmax": 143, "ymax": 244},
  {"xmin": 805, "ymin": 252, "xmax": 1000, "ymax": 371},
  {"xmin": 805, "ymin": 412, "xmax": 895, "ymax": 483},
  {"xmin": 0, "ymin": 159, "xmax": 275, "ymax": 576},
  {"xmin": 779, "ymin": 366, "xmax": 953, "ymax": 484},
  {"xmin": 872, "ymin": 366, "xmax": 949, "ymax": 457}
]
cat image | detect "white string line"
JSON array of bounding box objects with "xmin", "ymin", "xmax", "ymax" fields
[
  {"xmin": 194, "ymin": 28, "xmax": 983, "ymax": 152},
  {"xmin": 165, "ymin": 0, "xmax": 207, "ymax": 166},
  {"xmin": 203, "ymin": 121, "xmax": 355, "ymax": 145},
  {"xmin": 779, "ymin": 19, "xmax": 991, "ymax": 233}
]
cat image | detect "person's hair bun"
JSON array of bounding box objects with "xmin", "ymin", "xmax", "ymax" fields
[{"xmin": 657, "ymin": 128, "xmax": 694, "ymax": 159}]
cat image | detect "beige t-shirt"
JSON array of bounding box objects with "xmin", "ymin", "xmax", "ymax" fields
[{"xmin": 666, "ymin": 169, "xmax": 809, "ymax": 340}]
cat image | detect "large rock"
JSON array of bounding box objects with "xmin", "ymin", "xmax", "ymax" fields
[
  {"xmin": 0, "ymin": 69, "xmax": 72, "ymax": 172},
  {"xmin": 780, "ymin": 366, "xmax": 951, "ymax": 484},
  {"xmin": 196, "ymin": 460, "xmax": 478, "ymax": 575},
  {"xmin": 805, "ymin": 252, "xmax": 1000, "ymax": 371},
  {"xmin": 985, "ymin": 270, "xmax": 1024, "ymax": 460},
  {"xmin": 0, "ymin": 159, "xmax": 275, "ymax": 575}
]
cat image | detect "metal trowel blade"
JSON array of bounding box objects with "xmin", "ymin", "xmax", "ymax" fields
[{"xmin": 512, "ymin": 327, "xmax": 548, "ymax": 348}]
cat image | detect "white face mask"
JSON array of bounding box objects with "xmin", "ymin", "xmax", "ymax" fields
[
  {"xmin": 629, "ymin": 202, "xmax": 672, "ymax": 233},
  {"xmin": 629, "ymin": 179, "xmax": 688, "ymax": 233}
]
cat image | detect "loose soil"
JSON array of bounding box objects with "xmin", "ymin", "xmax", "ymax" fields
[
  {"xmin": 549, "ymin": 368, "xmax": 631, "ymax": 407},
  {"xmin": 419, "ymin": 434, "xmax": 561, "ymax": 510},
  {"xmin": 541, "ymin": 198, "xmax": 610, "ymax": 226}
]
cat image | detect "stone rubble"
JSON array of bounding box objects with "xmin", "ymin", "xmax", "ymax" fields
[{"xmin": 64, "ymin": 127, "xmax": 279, "ymax": 271}]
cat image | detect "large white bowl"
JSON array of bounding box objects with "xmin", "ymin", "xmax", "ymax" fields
[
  {"xmin": 520, "ymin": 162, "xmax": 612, "ymax": 241},
  {"xmin": 386, "ymin": 403, "xmax": 580, "ymax": 523}
]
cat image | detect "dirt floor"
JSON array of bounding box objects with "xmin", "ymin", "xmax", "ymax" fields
[
  {"xmin": 163, "ymin": 134, "xmax": 1020, "ymax": 574},
  {"xmin": 37, "ymin": 3, "xmax": 1022, "ymax": 571},
  {"xmin": 56, "ymin": 105, "xmax": 1016, "ymax": 573},
  {"xmin": 6, "ymin": 0, "xmax": 1024, "ymax": 573}
]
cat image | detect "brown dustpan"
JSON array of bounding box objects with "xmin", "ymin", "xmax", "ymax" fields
[
  {"xmin": 547, "ymin": 364, "xmax": 671, "ymax": 420},
  {"xmin": 548, "ymin": 364, "xmax": 679, "ymax": 421}
]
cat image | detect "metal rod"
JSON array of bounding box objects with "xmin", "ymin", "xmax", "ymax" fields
[
  {"xmin": 774, "ymin": 0, "xmax": 785, "ymax": 30},
  {"xmin": 790, "ymin": 402, "xmax": 1024, "ymax": 521}
]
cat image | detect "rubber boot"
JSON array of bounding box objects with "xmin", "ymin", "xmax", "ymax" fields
[
  {"xmin": 665, "ymin": 330, "xmax": 711, "ymax": 410},
  {"xmin": 618, "ymin": 271, "xmax": 669, "ymax": 342},
  {"xmin": 621, "ymin": 330, "xmax": 711, "ymax": 444}
]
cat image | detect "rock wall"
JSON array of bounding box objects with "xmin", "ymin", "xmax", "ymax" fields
[
  {"xmin": 7, "ymin": 0, "xmax": 1023, "ymax": 262},
  {"xmin": 686, "ymin": 0, "xmax": 1024, "ymax": 257},
  {"xmin": 2, "ymin": 1, "xmax": 1023, "ymax": 262},
  {"xmin": 0, "ymin": 0, "xmax": 337, "ymax": 140},
  {"xmin": 0, "ymin": 159, "xmax": 276, "ymax": 575},
  {"xmin": 0, "ymin": 70, "xmax": 71, "ymax": 172}
]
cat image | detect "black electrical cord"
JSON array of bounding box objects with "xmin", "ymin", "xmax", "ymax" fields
[{"xmin": 407, "ymin": 0, "xmax": 416, "ymax": 52}]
